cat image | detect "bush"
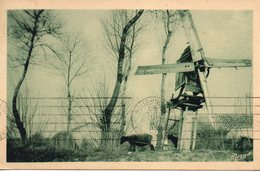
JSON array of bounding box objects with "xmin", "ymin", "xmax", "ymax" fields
[
  {"xmin": 50, "ymin": 131, "xmax": 79, "ymax": 150},
  {"xmin": 7, "ymin": 138, "xmax": 87, "ymax": 162},
  {"xmin": 195, "ymin": 122, "xmax": 230, "ymax": 150}
]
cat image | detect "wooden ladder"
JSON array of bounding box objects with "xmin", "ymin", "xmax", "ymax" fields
[
  {"xmin": 162, "ymin": 94, "xmax": 202, "ymax": 150},
  {"xmin": 162, "ymin": 100, "xmax": 180, "ymax": 150}
]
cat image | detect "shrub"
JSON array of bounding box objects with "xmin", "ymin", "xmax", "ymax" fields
[
  {"xmin": 50, "ymin": 131, "xmax": 79, "ymax": 150},
  {"xmin": 196, "ymin": 122, "xmax": 230, "ymax": 150}
]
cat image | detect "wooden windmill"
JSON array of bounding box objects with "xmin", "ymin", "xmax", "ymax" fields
[{"xmin": 135, "ymin": 10, "xmax": 252, "ymax": 151}]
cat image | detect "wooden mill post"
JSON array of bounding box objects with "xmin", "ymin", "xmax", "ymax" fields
[
  {"xmin": 177, "ymin": 10, "xmax": 211, "ymax": 151},
  {"xmin": 179, "ymin": 106, "xmax": 193, "ymax": 151},
  {"xmin": 192, "ymin": 111, "xmax": 198, "ymax": 150}
]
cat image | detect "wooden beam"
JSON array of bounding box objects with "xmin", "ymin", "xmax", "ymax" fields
[
  {"xmin": 179, "ymin": 106, "xmax": 193, "ymax": 151},
  {"xmin": 179, "ymin": 10, "xmax": 216, "ymax": 129},
  {"xmin": 191, "ymin": 111, "xmax": 198, "ymax": 151},
  {"xmin": 135, "ymin": 62, "xmax": 195, "ymax": 75},
  {"xmin": 206, "ymin": 58, "xmax": 252, "ymax": 68},
  {"xmin": 179, "ymin": 10, "xmax": 204, "ymax": 62},
  {"xmin": 177, "ymin": 110, "xmax": 184, "ymax": 151}
]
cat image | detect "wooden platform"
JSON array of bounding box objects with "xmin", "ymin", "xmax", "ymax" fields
[{"xmin": 167, "ymin": 94, "xmax": 204, "ymax": 111}]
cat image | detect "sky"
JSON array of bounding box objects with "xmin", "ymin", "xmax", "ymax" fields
[{"xmin": 7, "ymin": 10, "xmax": 253, "ymax": 135}]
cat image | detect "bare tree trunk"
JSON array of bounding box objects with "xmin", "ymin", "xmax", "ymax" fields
[
  {"xmin": 46, "ymin": 34, "xmax": 89, "ymax": 132},
  {"xmin": 12, "ymin": 29, "xmax": 37, "ymax": 143},
  {"xmin": 67, "ymin": 52, "xmax": 72, "ymax": 131},
  {"xmin": 119, "ymin": 21, "xmax": 136, "ymax": 137},
  {"xmin": 120, "ymin": 101, "xmax": 126, "ymax": 136},
  {"xmin": 12, "ymin": 71, "xmax": 28, "ymax": 143},
  {"xmin": 157, "ymin": 10, "xmax": 173, "ymax": 149},
  {"xmin": 10, "ymin": 10, "xmax": 61, "ymax": 144},
  {"xmin": 67, "ymin": 90, "xmax": 72, "ymax": 131},
  {"xmin": 102, "ymin": 10, "xmax": 144, "ymax": 142},
  {"xmin": 119, "ymin": 62, "xmax": 130, "ymax": 137}
]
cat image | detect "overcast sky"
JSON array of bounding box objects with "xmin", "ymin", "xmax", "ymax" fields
[{"xmin": 8, "ymin": 10, "xmax": 253, "ymax": 116}]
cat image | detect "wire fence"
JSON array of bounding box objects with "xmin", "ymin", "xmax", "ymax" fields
[{"xmin": 7, "ymin": 96, "xmax": 255, "ymax": 151}]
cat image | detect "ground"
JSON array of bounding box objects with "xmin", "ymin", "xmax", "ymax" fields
[
  {"xmin": 7, "ymin": 143, "xmax": 252, "ymax": 162},
  {"xmin": 7, "ymin": 137, "xmax": 253, "ymax": 162},
  {"xmin": 83, "ymin": 149, "xmax": 252, "ymax": 162}
]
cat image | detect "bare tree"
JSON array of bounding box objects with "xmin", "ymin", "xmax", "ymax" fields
[
  {"xmin": 46, "ymin": 33, "xmax": 91, "ymax": 131},
  {"xmin": 101, "ymin": 10, "xmax": 144, "ymax": 137},
  {"xmin": 7, "ymin": 84, "xmax": 47, "ymax": 140},
  {"xmin": 82, "ymin": 78, "xmax": 121, "ymax": 149},
  {"xmin": 8, "ymin": 10, "xmax": 62, "ymax": 143},
  {"xmin": 100, "ymin": 10, "xmax": 144, "ymax": 143},
  {"xmin": 67, "ymin": 74, "xmax": 133, "ymax": 150},
  {"xmin": 156, "ymin": 10, "xmax": 180, "ymax": 149}
]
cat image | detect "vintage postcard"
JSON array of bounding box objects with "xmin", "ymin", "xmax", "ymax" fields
[{"xmin": 0, "ymin": 0, "xmax": 260, "ymax": 170}]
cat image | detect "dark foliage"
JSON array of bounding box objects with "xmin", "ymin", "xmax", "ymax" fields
[
  {"xmin": 7, "ymin": 137, "xmax": 86, "ymax": 162},
  {"xmin": 167, "ymin": 134, "xmax": 178, "ymax": 148},
  {"xmin": 233, "ymin": 137, "xmax": 253, "ymax": 153}
]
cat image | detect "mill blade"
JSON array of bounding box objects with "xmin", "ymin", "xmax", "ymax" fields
[
  {"xmin": 205, "ymin": 58, "xmax": 252, "ymax": 68},
  {"xmin": 135, "ymin": 62, "xmax": 195, "ymax": 75},
  {"xmin": 197, "ymin": 71, "xmax": 216, "ymax": 129},
  {"xmin": 179, "ymin": 10, "xmax": 216, "ymax": 128}
]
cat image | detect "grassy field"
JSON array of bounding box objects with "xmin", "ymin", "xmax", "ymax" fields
[
  {"xmin": 83, "ymin": 149, "xmax": 251, "ymax": 162},
  {"xmin": 7, "ymin": 130, "xmax": 253, "ymax": 162},
  {"xmin": 7, "ymin": 140, "xmax": 252, "ymax": 162}
]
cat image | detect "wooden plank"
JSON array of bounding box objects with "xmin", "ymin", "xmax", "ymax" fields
[
  {"xmin": 135, "ymin": 62, "xmax": 195, "ymax": 75},
  {"xmin": 179, "ymin": 10, "xmax": 216, "ymax": 129},
  {"xmin": 185, "ymin": 84, "xmax": 202, "ymax": 94},
  {"xmin": 179, "ymin": 10, "xmax": 204, "ymax": 62},
  {"xmin": 179, "ymin": 106, "xmax": 193, "ymax": 151},
  {"xmin": 206, "ymin": 58, "xmax": 252, "ymax": 68},
  {"xmin": 177, "ymin": 110, "xmax": 184, "ymax": 151},
  {"xmin": 192, "ymin": 111, "xmax": 198, "ymax": 150},
  {"xmin": 182, "ymin": 103, "xmax": 202, "ymax": 108},
  {"xmin": 197, "ymin": 71, "xmax": 216, "ymax": 128}
]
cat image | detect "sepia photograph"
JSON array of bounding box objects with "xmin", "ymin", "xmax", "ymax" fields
[{"xmin": 0, "ymin": 0, "xmax": 259, "ymax": 170}]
